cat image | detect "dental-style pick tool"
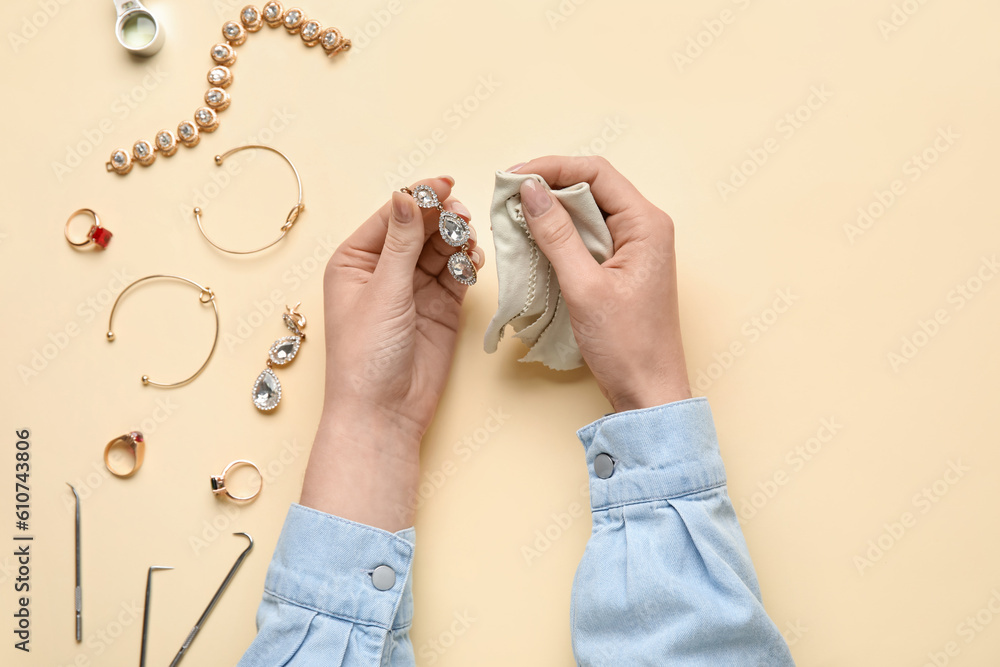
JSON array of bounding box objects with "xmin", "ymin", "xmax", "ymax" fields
[{"xmin": 168, "ymin": 532, "xmax": 254, "ymax": 666}]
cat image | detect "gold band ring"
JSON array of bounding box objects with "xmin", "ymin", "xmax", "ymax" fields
[{"xmin": 104, "ymin": 431, "xmax": 145, "ymax": 478}]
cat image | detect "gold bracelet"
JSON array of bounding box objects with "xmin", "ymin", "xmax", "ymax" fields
[{"xmin": 106, "ymin": 3, "xmax": 351, "ymax": 175}]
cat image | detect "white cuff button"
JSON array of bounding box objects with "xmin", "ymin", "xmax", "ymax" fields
[
  {"xmin": 594, "ymin": 453, "xmax": 615, "ymax": 479},
  {"xmin": 372, "ymin": 565, "xmax": 396, "ymax": 591}
]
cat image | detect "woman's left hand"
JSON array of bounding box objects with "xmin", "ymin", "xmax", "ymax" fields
[{"xmin": 300, "ymin": 176, "xmax": 484, "ymax": 532}]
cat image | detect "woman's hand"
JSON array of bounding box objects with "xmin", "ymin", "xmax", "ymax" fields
[
  {"xmin": 300, "ymin": 176, "xmax": 484, "ymax": 532},
  {"xmin": 514, "ymin": 157, "xmax": 691, "ymax": 413}
]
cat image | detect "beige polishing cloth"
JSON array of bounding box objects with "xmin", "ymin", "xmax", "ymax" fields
[{"xmin": 483, "ymin": 171, "xmax": 614, "ymax": 370}]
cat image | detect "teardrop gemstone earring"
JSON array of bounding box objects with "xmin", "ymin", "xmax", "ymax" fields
[{"xmin": 252, "ymin": 304, "xmax": 306, "ymax": 412}]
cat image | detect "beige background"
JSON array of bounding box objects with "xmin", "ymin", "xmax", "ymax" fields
[{"xmin": 2, "ymin": 0, "xmax": 998, "ymax": 665}]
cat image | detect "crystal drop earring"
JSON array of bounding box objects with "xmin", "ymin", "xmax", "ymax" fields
[{"xmin": 252, "ymin": 304, "xmax": 306, "ymax": 411}]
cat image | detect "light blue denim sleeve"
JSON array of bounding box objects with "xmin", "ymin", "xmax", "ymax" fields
[
  {"xmin": 237, "ymin": 504, "xmax": 416, "ymax": 667},
  {"xmin": 572, "ymin": 397, "xmax": 794, "ymax": 666}
]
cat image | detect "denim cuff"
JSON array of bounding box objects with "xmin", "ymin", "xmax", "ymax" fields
[
  {"xmin": 576, "ymin": 397, "xmax": 727, "ymax": 512},
  {"xmin": 263, "ymin": 503, "xmax": 415, "ymax": 631}
]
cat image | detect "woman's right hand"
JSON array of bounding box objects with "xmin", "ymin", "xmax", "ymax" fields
[{"xmin": 512, "ymin": 156, "xmax": 691, "ymax": 413}]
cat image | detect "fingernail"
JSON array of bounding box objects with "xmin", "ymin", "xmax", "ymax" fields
[
  {"xmin": 451, "ymin": 200, "xmax": 472, "ymax": 220},
  {"xmin": 391, "ymin": 191, "xmax": 414, "ymax": 223},
  {"xmin": 439, "ymin": 175, "xmax": 455, "ymax": 186},
  {"xmin": 470, "ymin": 248, "xmax": 483, "ymax": 265},
  {"xmin": 506, "ymin": 162, "xmax": 526, "ymax": 173},
  {"xmin": 520, "ymin": 179, "xmax": 551, "ymax": 217},
  {"xmin": 468, "ymin": 224, "xmax": 477, "ymax": 245}
]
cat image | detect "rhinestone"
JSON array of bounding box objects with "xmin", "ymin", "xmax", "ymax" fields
[
  {"xmin": 439, "ymin": 211, "xmax": 470, "ymax": 247},
  {"xmin": 132, "ymin": 140, "xmax": 154, "ymax": 166},
  {"xmin": 411, "ymin": 184, "xmax": 440, "ymax": 208},
  {"xmin": 284, "ymin": 9, "xmax": 301, "ymax": 27},
  {"xmin": 302, "ymin": 21, "xmax": 318, "ymax": 37},
  {"xmin": 177, "ymin": 121, "xmax": 200, "ymax": 146},
  {"xmin": 448, "ymin": 253, "xmax": 477, "ymax": 285},
  {"xmin": 268, "ymin": 336, "xmax": 301, "ymax": 365},
  {"xmin": 264, "ymin": 2, "xmax": 281, "ymax": 20},
  {"xmin": 205, "ymin": 88, "xmax": 229, "ymax": 109},
  {"xmin": 196, "ymin": 109, "xmax": 211, "ymax": 123},
  {"xmin": 242, "ymin": 7, "xmax": 259, "ymax": 23},
  {"xmin": 113, "ymin": 151, "xmax": 127, "ymax": 166},
  {"xmin": 207, "ymin": 66, "xmax": 232, "ymax": 87},
  {"xmin": 157, "ymin": 132, "xmax": 170, "ymax": 147},
  {"xmin": 223, "ymin": 20, "xmax": 247, "ymax": 45},
  {"xmin": 252, "ymin": 368, "xmax": 281, "ymax": 411},
  {"xmin": 322, "ymin": 31, "xmax": 338, "ymax": 47}
]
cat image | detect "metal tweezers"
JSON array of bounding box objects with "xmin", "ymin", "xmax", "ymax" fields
[{"xmin": 67, "ymin": 483, "xmax": 82, "ymax": 642}]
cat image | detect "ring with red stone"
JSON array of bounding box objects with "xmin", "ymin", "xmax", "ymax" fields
[
  {"xmin": 104, "ymin": 431, "xmax": 145, "ymax": 478},
  {"xmin": 211, "ymin": 460, "xmax": 263, "ymax": 502},
  {"xmin": 65, "ymin": 208, "xmax": 113, "ymax": 250}
]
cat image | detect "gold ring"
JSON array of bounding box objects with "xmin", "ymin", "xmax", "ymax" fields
[
  {"xmin": 210, "ymin": 460, "xmax": 262, "ymax": 502},
  {"xmin": 65, "ymin": 209, "xmax": 113, "ymax": 250},
  {"xmin": 103, "ymin": 432, "xmax": 145, "ymax": 478}
]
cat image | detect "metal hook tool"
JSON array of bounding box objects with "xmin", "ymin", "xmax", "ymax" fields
[
  {"xmin": 168, "ymin": 532, "xmax": 253, "ymax": 667},
  {"xmin": 67, "ymin": 483, "xmax": 82, "ymax": 642},
  {"xmin": 139, "ymin": 566, "xmax": 172, "ymax": 667}
]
